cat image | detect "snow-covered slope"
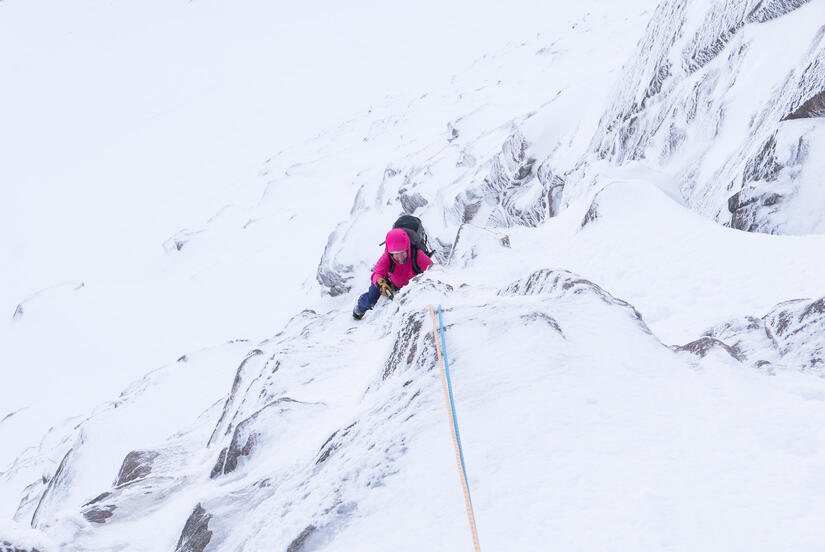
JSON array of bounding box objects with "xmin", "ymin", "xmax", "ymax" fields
[{"xmin": 4, "ymin": 0, "xmax": 825, "ymax": 551}]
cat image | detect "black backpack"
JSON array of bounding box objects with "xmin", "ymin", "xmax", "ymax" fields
[{"xmin": 386, "ymin": 215, "xmax": 434, "ymax": 275}]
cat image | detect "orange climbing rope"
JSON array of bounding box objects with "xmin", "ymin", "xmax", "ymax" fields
[{"xmin": 429, "ymin": 304, "xmax": 481, "ymax": 551}]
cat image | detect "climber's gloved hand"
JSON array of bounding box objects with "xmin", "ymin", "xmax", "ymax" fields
[{"xmin": 376, "ymin": 278, "xmax": 395, "ymax": 300}]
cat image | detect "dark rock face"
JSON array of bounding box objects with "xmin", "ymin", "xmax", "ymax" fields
[
  {"xmin": 783, "ymin": 90, "xmax": 825, "ymax": 120},
  {"xmin": 0, "ymin": 542, "xmax": 41, "ymax": 552},
  {"xmin": 451, "ymin": 190, "xmax": 483, "ymax": 224},
  {"xmin": 536, "ymin": 161, "xmax": 566, "ymax": 217},
  {"xmin": 746, "ymin": 0, "xmax": 812, "ymax": 23},
  {"xmin": 383, "ymin": 311, "xmax": 430, "ymax": 380},
  {"xmin": 728, "ymin": 188, "xmax": 783, "ymax": 232},
  {"xmin": 83, "ymin": 492, "xmax": 111, "ymax": 506},
  {"xmin": 174, "ymin": 504, "xmax": 213, "ymax": 552},
  {"xmin": 765, "ymin": 297, "xmax": 825, "ymax": 372},
  {"xmin": 581, "ymin": 198, "xmax": 600, "ymax": 228},
  {"xmin": 726, "ymin": 130, "xmax": 808, "ymax": 232},
  {"xmin": 80, "ymin": 491, "xmax": 117, "ymax": 523},
  {"xmin": 82, "ymin": 503, "xmax": 117, "ymax": 524},
  {"xmin": 286, "ymin": 525, "xmax": 317, "ymax": 552},
  {"xmin": 210, "ymin": 426, "xmax": 255, "ymax": 478},
  {"xmin": 674, "ymin": 336, "xmax": 744, "ymax": 361},
  {"xmin": 704, "ymin": 296, "xmax": 825, "ymax": 375},
  {"xmin": 115, "ymin": 450, "xmax": 159, "ymax": 486},
  {"xmin": 398, "ymin": 188, "xmax": 429, "ymax": 214},
  {"xmin": 316, "ymin": 422, "xmax": 357, "ymax": 465},
  {"xmin": 211, "ymin": 397, "xmax": 306, "ymax": 478},
  {"xmin": 209, "ymin": 448, "xmax": 229, "ymax": 479},
  {"xmin": 684, "ymin": 22, "xmax": 743, "ymax": 74},
  {"xmin": 741, "ymin": 134, "xmax": 783, "ymax": 185}
]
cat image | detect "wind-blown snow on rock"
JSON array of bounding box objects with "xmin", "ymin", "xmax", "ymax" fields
[{"xmin": 588, "ymin": 0, "xmax": 825, "ymax": 234}]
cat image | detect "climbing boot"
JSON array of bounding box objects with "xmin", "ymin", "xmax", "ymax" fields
[{"xmin": 352, "ymin": 306, "xmax": 365, "ymax": 320}]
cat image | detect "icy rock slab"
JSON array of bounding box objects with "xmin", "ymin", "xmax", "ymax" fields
[
  {"xmin": 114, "ymin": 450, "xmax": 159, "ymax": 487},
  {"xmin": 174, "ymin": 504, "xmax": 213, "ymax": 552}
]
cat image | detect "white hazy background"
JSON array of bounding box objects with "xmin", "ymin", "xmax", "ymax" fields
[{"xmin": 0, "ymin": 0, "xmax": 547, "ymax": 453}]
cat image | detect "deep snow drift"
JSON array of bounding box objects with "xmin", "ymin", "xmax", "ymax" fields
[{"xmin": 3, "ymin": 0, "xmax": 825, "ymax": 551}]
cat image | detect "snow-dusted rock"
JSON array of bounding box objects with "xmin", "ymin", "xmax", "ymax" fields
[
  {"xmin": 589, "ymin": 0, "xmax": 825, "ymax": 234},
  {"xmin": 703, "ymin": 295, "xmax": 825, "ymax": 374},
  {"xmin": 174, "ymin": 504, "xmax": 212, "ymax": 552},
  {"xmin": 498, "ymin": 268, "xmax": 652, "ymax": 335}
]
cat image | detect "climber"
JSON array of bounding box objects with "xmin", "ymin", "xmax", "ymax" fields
[{"xmin": 352, "ymin": 226, "xmax": 434, "ymax": 320}]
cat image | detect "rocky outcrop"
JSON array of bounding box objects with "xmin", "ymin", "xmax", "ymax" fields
[
  {"xmin": 211, "ymin": 398, "xmax": 305, "ymax": 478},
  {"xmin": 286, "ymin": 525, "xmax": 317, "ymax": 552},
  {"xmin": 316, "ymin": 224, "xmax": 354, "ymax": 297},
  {"xmin": 783, "ymin": 90, "xmax": 825, "ymax": 120},
  {"xmin": 81, "ymin": 503, "xmax": 116, "ymax": 524},
  {"xmin": 593, "ymin": 0, "xmax": 687, "ymax": 162},
  {"xmin": 703, "ymin": 296, "xmax": 825, "ymax": 375},
  {"xmin": 383, "ymin": 311, "xmax": 431, "ymax": 380},
  {"xmin": 536, "ymin": 161, "xmax": 567, "ymax": 217},
  {"xmin": 590, "ymin": 0, "xmax": 825, "ymax": 234},
  {"xmin": 208, "ymin": 349, "xmax": 266, "ymax": 447},
  {"xmin": 482, "ymin": 129, "xmax": 551, "ymax": 228},
  {"xmin": 315, "ymin": 422, "xmax": 358, "ymax": 465},
  {"xmin": 80, "ymin": 492, "xmax": 116, "ymax": 524},
  {"xmin": 727, "ymin": 187, "xmax": 783, "ymax": 232},
  {"xmin": 683, "ymin": 0, "xmax": 811, "ymax": 73},
  {"xmin": 114, "ymin": 451, "xmax": 159, "ymax": 487},
  {"xmin": 397, "ymin": 187, "xmax": 429, "ymax": 214},
  {"xmin": 765, "ymin": 297, "xmax": 825, "ymax": 372},
  {"xmin": 673, "ymin": 336, "xmax": 745, "ymax": 361},
  {"xmin": 580, "ymin": 194, "xmax": 601, "ymax": 228},
  {"xmin": 174, "ymin": 504, "xmax": 213, "ymax": 552},
  {"xmin": 499, "ymin": 269, "xmax": 652, "ymax": 336},
  {"xmin": 747, "ymin": 0, "xmax": 812, "ymax": 23},
  {"xmin": 726, "ymin": 125, "xmax": 811, "ymax": 232},
  {"xmin": 0, "ymin": 543, "xmax": 41, "ymax": 552}
]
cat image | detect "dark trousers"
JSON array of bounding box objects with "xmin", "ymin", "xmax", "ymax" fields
[{"xmin": 357, "ymin": 283, "xmax": 382, "ymax": 312}]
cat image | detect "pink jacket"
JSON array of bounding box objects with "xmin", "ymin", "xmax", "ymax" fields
[{"xmin": 371, "ymin": 228, "xmax": 434, "ymax": 289}]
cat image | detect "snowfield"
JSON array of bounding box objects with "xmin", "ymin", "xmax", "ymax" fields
[{"xmin": 3, "ymin": 0, "xmax": 825, "ymax": 551}]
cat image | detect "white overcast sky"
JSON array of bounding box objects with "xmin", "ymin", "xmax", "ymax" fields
[{"xmin": 0, "ymin": 0, "xmax": 551, "ymax": 306}]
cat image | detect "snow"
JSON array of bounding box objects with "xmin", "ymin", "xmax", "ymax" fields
[{"xmin": 2, "ymin": 0, "xmax": 825, "ymax": 550}]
